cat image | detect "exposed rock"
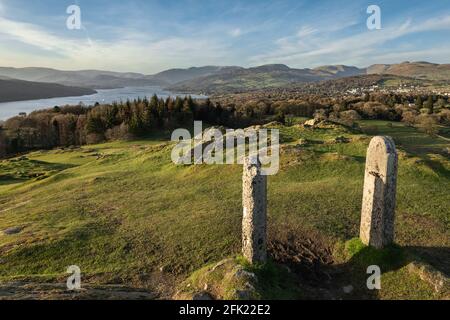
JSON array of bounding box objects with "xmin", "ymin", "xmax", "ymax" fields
[
  {"xmin": 173, "ymin": 258, "xmax": 260, "ymax": 300},
  {"xmin": 304, "ymin": 119, "xmax": 318, "ymax": 127},
  {"xmin": 192, "ymin": 291, "xmax": 214, "ymax": 300},
  {"xmin": 443, "ymin": 147, "xmax": 450, "ymax": 155},
  {"xmin": 343, "ymin": 285, "xmax": 354, "ymax": 294},
  {"xmin": 315, "ymin": 121, "xmax": 348, "ymax": 130},
  {"xmin": 262, "ymin": 121, "xmax": 281, "ymax": 128},
  {"xmin": 208, "ymin": 126, "xmax": 227, "ymax": 134},
  {"xmin": 329, "ymin": 136, "xmax": 350, "ymax": 144},
  {"xmin": 296, "ymin": 139, "xmax": 309, "ymax": 147},
  {"xmin": 407, "ymin": 261, "xmax": 449, "ymax": 294},
  {"xmin": 2, "ymin": 227, "xmax": 23, "ymax": 235},
  {"xmin": 231, "ymin": 265, "xmax": 257, "ymax": 282},
  {"xmin": 245, "ymin": 125, "xmax": 262, "ymax": 131},
  {"xmin": 210, "ymin": 259, "xmax": 232, "ymax": 272}
]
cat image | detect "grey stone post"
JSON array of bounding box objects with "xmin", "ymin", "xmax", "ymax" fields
[
  {"xmin": 242, "ymin": 156, "xmax": 267, "ymax": 264},
  {"xmin": 360, "ymin": 136, "xmax": 398, "ymax": 249}
]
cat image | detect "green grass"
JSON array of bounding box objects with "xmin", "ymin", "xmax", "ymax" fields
[
  {"xmin": 359, "ymin": 120, "xmax": 449, "ymax": 157},
  {"xmin": 0, "ymin": 120, "xmax": 448, "ymax": 299},
  {"xmin": 333, "ymin": 238, "xmax": 445, "ymax": 299}
]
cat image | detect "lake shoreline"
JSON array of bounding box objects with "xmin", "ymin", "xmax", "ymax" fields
[
  {"xmin": 0, "ymin": 91, "xmax": 98, "ymax": 104},
  {"xmin": 0, "ymin": 86, "xmax": 206, "ymax": 120}
]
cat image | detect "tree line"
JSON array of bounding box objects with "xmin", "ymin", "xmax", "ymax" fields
[
  {"xmin": 1, "ymin": 91, "xmax": 449, "ymax": 158},
  {"xmin": 0, "ymin": 95, "xmax": 286, "ymax": 158}
]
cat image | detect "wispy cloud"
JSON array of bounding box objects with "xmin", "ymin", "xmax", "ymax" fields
[
  {"xmin": 0, "ymin": 0, "xmax": 449, "ymax": 71},
  {"xmin": 249, "ymin": 14, "xmax": 450, "ymax": 67},
  {"xmin": 0, "ymin": 15, "xmax": 232, "ymax": 73},
  {"xmin": 296, "ymin": 26, "xmax": 317, "ymax": 38}
]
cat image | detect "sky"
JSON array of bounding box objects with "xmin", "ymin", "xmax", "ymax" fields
[{"xmin": 0, "ymin": 0, "xmax": 450, "ymax": 74}]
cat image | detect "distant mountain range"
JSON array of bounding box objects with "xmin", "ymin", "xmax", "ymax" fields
[
  {"xmin": 0, "ymin": 67, "xmax": 162, "ymax": 90},
  {"xmin": 0, "ymin": 64, "xmax": 365, "ymax": 91},
  {"xmin": 167, "ymin": 64, "xmax": 366, "ymax": 94},
  {"xmin": 0, "ymin": 61, "xmax": 449, "ymax": 99}
]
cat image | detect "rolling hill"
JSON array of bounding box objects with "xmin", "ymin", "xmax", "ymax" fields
[
  {"xmin": 0, "ymin": 121, "xmax": 448, "ymax": 299},
  {"xmin": 0, "ymin": 79, "xmax": 97, "ymax": 103},
  {"xmin": 169, "ymin": 62, "xmax": 450, "ymax": 94},
  {"xmin": 150, "ymin": 66, "xmax": 243, "ymax": 85},
  {"xmin": 168, "ymin": 64, "xmax": 365, "ymax": 94},
  {"xmin": 0, "ymin": 67, "xmax": 164, "ymax": 90},
  {"xmin": 1, "ymin": 61, "xmax": 449, "ymax": 96},
  {"xmin": 367, "ymin": 61, "xmax": 450, "ymax": 81}
]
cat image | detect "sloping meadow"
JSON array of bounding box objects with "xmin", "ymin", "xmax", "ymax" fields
[{"xmin": 0, "ymin": 121, "xmax": 448, "ymax": 298}]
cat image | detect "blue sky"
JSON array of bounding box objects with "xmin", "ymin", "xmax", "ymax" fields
[{"xmin": 0, "ymin": 0, "xmax": 449, "ymax": 74}]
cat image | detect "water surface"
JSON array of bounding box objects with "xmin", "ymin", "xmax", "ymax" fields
[{"xmin": 0, "ymin": 86, "xmax": 205, "ymax": 120}]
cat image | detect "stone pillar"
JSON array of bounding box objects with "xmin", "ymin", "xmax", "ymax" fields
[
  {"xmin": 242, "ymin": 156, "xmax": 267, "ymax": 264},
  {"xmin": 360, "ymin": 136, "xmax": 398, "ymax": 249}
]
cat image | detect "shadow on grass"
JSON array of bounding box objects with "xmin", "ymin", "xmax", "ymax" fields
[
  {"xmin": 0, "ymin": 221, "xmax": 121, "ymax": 279},
  {"xmin": 28, "ymin": 159, "xmax": 76, "ymax": 169},
  {"xmin": 0, "ymin": 175, "xmax": 25, "ymax": 186},
  {"xmin": 421, "ymin": 155, "xmax": 450, "ymax": 178},
  {"xmin": 405, "ymin": 245, "xmax": 450, "ymax": 277},
  {"xmin": 266, "ymin": 232, "xmax": 448, "ymax": 300},
  {"xmin": 0, "ymin": 159, "xmax": 78, "ymax": 185}
]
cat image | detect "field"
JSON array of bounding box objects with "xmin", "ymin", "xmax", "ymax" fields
[{"xmin": 0, "ymin": 120, "xmax": 448, "ymax": 299}]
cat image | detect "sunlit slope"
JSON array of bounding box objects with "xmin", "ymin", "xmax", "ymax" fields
[{"xmin": 0, "ymin": 122, "xmax": 448, "ymax": 293}]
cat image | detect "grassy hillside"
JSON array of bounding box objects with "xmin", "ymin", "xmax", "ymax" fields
[
  {"xmin": 168, "ymin": 64, "xmax": 364, "ymax": 94},
  {"xmin": 0, "ymin": 121, "xmax": 448, "ymax": 299}
]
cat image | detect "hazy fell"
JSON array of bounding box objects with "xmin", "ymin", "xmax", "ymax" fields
[{"xmin": 0, "ymin": 79, "xmax": 96, "ymax": 103}]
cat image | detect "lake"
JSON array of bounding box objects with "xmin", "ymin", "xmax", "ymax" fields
[{"xmin": 0, "ymin": 86, "xmax": 206, "ymax": 120}]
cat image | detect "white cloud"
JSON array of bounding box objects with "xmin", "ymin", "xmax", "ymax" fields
[
  {"xmin": 229, "ymin": 28, "xmax": 242, "ymax": 37},
  {"xmin": 296, "ymin": 26, "xmax": 317, "ymax": 38},
  {"xmin": 250, "ymin": 15, "xmax": 450, "ymax": 67},
  {"xmin": 1, "ymin": 4, "xmax": 450, "ymax": 72},
  {"xmin": 0, "ymin": 17, "xmax": 78, "ymax": 52},
  {"xmin": 409, "ymin": 15, "xmax": 450, "ymax": 32},
  {"xmin": 0, "ymin": 16, "xmax": 232, "ymax": 73}
]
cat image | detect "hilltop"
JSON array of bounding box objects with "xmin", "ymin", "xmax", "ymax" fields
[
  {"xmin": 0, "ymin": 120, "xmax": 448, "ymax": 299},
  {"xmin": 0, "ymin": 64, "xmax": 363, "ymax": 92},
  {"xmin": 1, "ymin": 61, "xmax": 450, "ymax": 101},
  {"xmin": 0, "ymin": 79, "xmax": 96, "ymax": 103},
  {"xmin": 167, "ymin": 64, "xmax": 365, "ymax": 94},
  {"xmin": 0, "ymin": 67, "xmax": 163, "ymax": 90},
  {"xmin": 367, "ymin": 61, "xmax": 450, "ymax": 81}
]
